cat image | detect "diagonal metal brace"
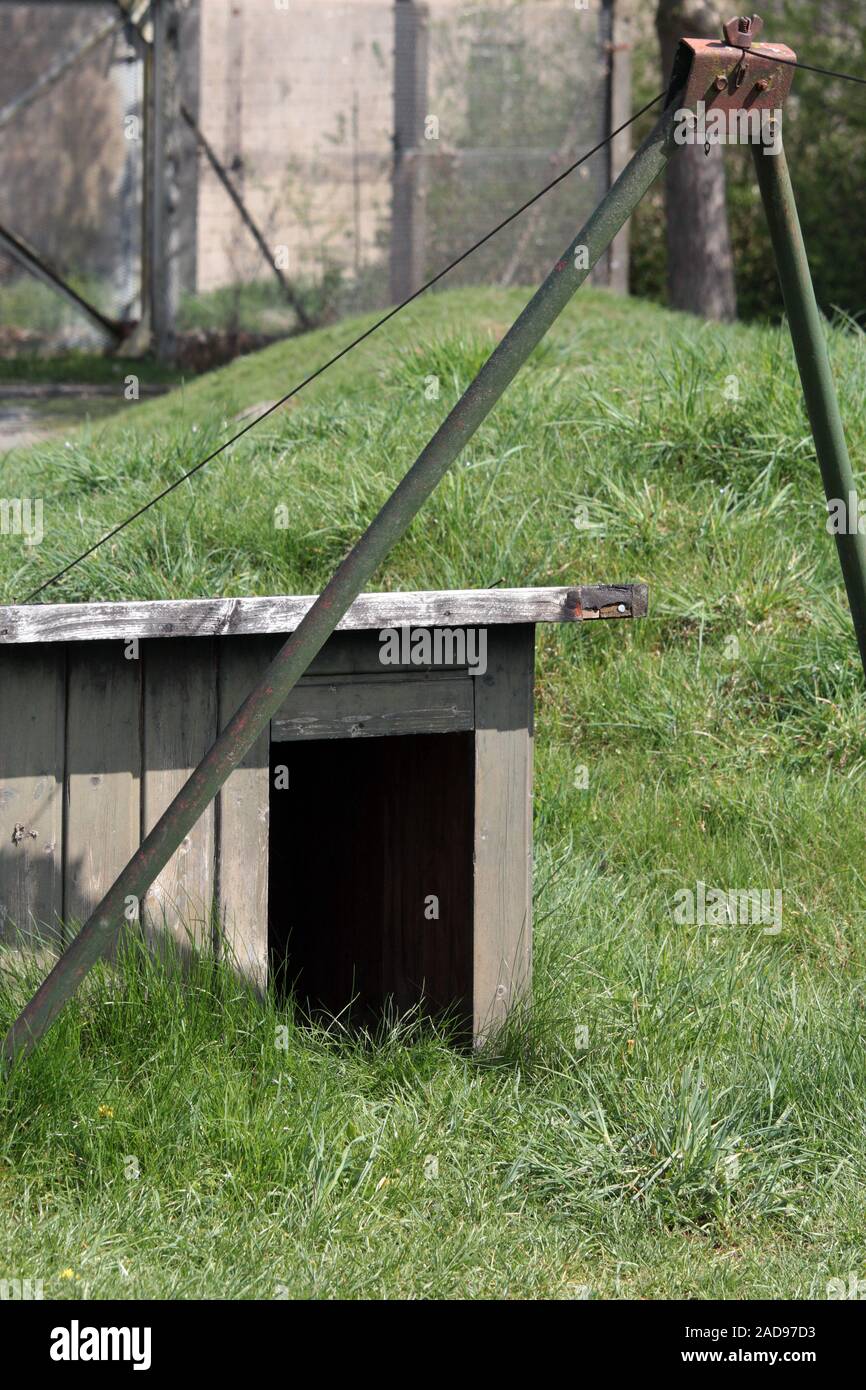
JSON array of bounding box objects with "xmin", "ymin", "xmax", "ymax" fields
[
  {"xmin": 1, "ymin": 87, "xmax": 689, "ymax": 1068},
  {"xmin": 0, "ymin": 223, "xmax": 131, "ymax": 345}
]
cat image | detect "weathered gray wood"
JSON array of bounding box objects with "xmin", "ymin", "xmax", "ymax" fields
[
  {"xmin": 0, "ymin": 645, "xmax": 65, "ymax": 947},
  {"xmin": 301, "ymin": 630, "xmax": 466, "ymax": 678},
  {"xmin": 0, "ymin": 585, "xmax": 648, "ymax": 644},
  {"xmin": 472, "ymin": 625, "xmax": 534, "ymax": 1041},
  {"xmin": 216, "ymin": 637, "xmax": 279, "ymax": 990},
  {"xmin": 64, "ymin": 643, "xmax": 141, "ymax": 943},
  {"xmin": 142, "ymin": 638, "xmax": 217, "ymax": 951},
  {"xmin": 272, "ymin": 672, "xmax": 474, "ymax": 742}
]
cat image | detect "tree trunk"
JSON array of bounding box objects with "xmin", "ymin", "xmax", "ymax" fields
[{"xmin": 656, "ymin": 0, "xmax": 736, "ymax": 320}]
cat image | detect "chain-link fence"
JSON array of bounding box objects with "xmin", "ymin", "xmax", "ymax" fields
[
  {"xmin": 419, "ymin": 1, "xmax": 612, "ymax": 289},
  {"xmin": 0, "ymin": 1, "xmax": 145, "ymax": 350},
  {"xmin": 0, "ymin": 0, "xmax": 620, "ymax": 358},
  {"xmin": 191, "ymin": 0, "xmax": 615, "ymax": 327}
]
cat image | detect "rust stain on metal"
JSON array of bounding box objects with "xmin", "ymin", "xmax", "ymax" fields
[
  {"xmin": 563, "ymin": 586, "xmax": 643, "ymax": 621},
  {"xmin": 669, "ymin": 34, "xmax": 796, "ymax": 114},
  {"xmin": 564, "ymin": 589, "xmax": 582, "ymax": 619}
]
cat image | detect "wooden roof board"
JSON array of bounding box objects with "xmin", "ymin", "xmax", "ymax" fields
[{"xmin": 0, "ymin": 584, "xmax": 647, "ymax": 645}]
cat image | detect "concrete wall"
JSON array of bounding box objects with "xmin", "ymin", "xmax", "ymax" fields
[
  {"xmin": 196, "ymin": 0, "xmax": 395, "ymax": 292},
  {"xmin": 0, "ymin": 3, "xmax": 137, "ymax": 316}
]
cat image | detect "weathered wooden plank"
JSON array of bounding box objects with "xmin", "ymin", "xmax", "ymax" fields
[
  {"xmin": 216, "ymin": 636, "xmax": 279, "ymax": 991},
  {"xmin": 141, "ymin": 638, "xmax": 217, "ymax": 952},
  {"xmin": 271, "ymin": 672, "xmax": 474, "ymax": 742},
  {"xmin": 303, "ymin": 630, "xmax": 466, "ymax": 678},
  {"xmin": 472, "ymin": 625, "xmax": 534, "ymax": 1042},
  {"xmin": 64, "ymin": 642, "xmax": 141, "ymax": 942},
  {"xmin": 298, "ymin": 628, "xmax": 484, "ymax": 677},
  {"xmin": 0, "ymin": 645, "xmax": 65, "ymax": 947},
  {"xmin": 0, "ymin": 584, "xmax": 648, "ymax": 644}
]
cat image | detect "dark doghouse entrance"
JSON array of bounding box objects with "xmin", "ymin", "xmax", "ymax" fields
[{"xmin": 268, "ymin": 733, "xmax": 474, "ymax": 1027}]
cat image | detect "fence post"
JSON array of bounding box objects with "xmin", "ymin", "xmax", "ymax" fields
[
  {"xmin": 390, "ymin": 0, "xmax": 429, "ymax": 303},
  {"xmin": 142, "ymin": 0, "xmax": 179, "ymax": 361},
  {"xmin": 606, "ymin": 0, "xmax": 633, "ymax": 293},
  {"xmin": 174, "ymin": 0, "xmax": 202, "ymax": 302}
]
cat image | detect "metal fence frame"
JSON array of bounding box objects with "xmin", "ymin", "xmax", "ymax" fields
[{"xmin": 0, "ymin": 1, "xmax": 167, "ymax": 351}]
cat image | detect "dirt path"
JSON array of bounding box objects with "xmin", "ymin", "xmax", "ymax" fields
[
  {"xmin": 0, "ymin": 383, "xmax": 169, "ymax": 454},
  {"xmin": 0, "ymin": 400, "xmax": 62, "ymax": 451}
]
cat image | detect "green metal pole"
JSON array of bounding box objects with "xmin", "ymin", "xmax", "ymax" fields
[
  {"xmin": 2, "ymin": 93, "xmax": 684, "ymax": 1069},
  {"xmin": 752, "ymin": 138, "xmax": 866, "ymax": 676}
]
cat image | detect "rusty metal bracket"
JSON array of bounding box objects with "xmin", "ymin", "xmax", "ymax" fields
[
  {"xmin": 666, "ymin": 34, "xmax": 796, "ymax": 114},
  {"xmin": 564, "ymin": 585, "xmax": 649, "ymax": 621}
]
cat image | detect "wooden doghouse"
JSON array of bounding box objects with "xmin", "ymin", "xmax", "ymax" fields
[{"xmin": 0, "ymin": 584, "xmax": 646, "ymax": 1036}]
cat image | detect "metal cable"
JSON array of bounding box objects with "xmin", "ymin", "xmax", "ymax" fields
[
  {"xmin": 17, "ymin": 46, "xmax": 866, "ymax": 607},
  {"xmin": 16, "ymin": 90, "xmax": 668, "ymax": 605}
]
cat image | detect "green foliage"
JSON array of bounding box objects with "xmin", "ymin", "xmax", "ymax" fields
[
  {"xmin": 178, "ymin": 269, "xmax": 344, "ymax": 337},
  {"xmin": 632, "ymin": 0, "xmax": 866, "ymax": 321}
]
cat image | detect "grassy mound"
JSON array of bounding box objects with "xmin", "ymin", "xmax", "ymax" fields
[{"xmin": 2, "ymin": 286, "xmax": 866, "ymax": 1297}]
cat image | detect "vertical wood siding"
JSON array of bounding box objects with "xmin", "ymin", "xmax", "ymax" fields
[
  {"xmin": 0, "ymin": 645, "xmax": 65, "ymax": 948},
  {"xmin": 472, "ymin": 625, "xmax": 534, "ymax": 1040},
  {"xmin": 64, "ymin": 642, "xmax": 141, "ymax": 948},
  {"xmin": 142, "ymin": 638, "xmax": 218, "ymax": 953},
  {"xmin": 216, "ymin": 635, "xmax": 279, "ymax": 992},
  {"xmin": 0, "ymin": 627, "xmax": 537, "ymax": 1040}
]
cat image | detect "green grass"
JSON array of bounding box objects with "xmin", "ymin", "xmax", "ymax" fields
[
  {"xmin": 0, "ymin": 274, "xmax": 113, "ymax": 339},
  {"xmin": 0, "ymin": 353, "xmax": 182, "ymax": 389},
  {"xmin": 177, "ymin": 270, "xmax": 343, "ymax": 337},
  {"xmin": 2, "ymin": 285, "xmax": 866, "ymax": 1299}
]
